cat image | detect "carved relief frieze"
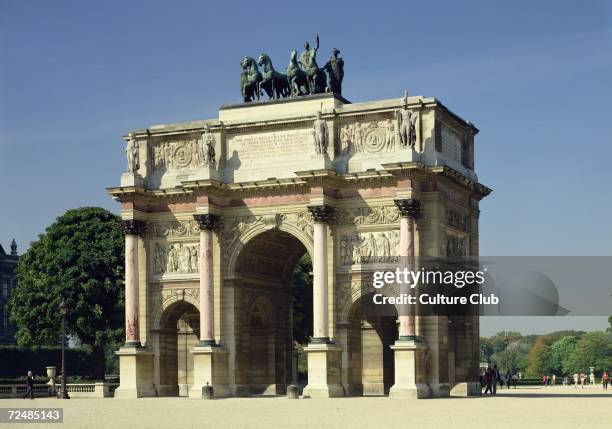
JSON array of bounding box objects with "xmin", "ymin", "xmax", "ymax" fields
[
  {"xmin": 446, "ymin": 208, "xmax": 469, "ymax": 231},
  {"xmin": 339, "ymin": 230, "xmax": 400, "ymax": 266},
  {"xmin": 336, "ymin": 205, "xmax": 400, "ymax": 226},
  {"xmin": 445, "ymin": 232, "xmax": 467, "ymax": 257},
  {"xmin": 152, "ymin": 241, "xmax": 199, "ymax": 275},
  {"xmin": 151, "ymin": 135, "xmax": 212, "ymax": 172},
  {"xmin": 340, "ymin": 120, "xmax": 399, "ymax": 154},
  {"xmin": 149, "ymin": 220, "xmax": 200, "ymax": 238}
]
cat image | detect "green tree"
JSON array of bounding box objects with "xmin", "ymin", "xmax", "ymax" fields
[
  {"xmin": 526, "ymin": 337, "xmax": 552, "ymax": 377},
  {"xmin": 563, "ymin": 332, "xmax": 612, "ymax": 375},
  {"xmin": 291, "ymin": 254, "xmax": 313, "ymax": 344},
  {"xmin": 480, "ymin": 338, "xmax": 493, "ymax": 363},
  {"xmin": 607, "ymin": 315, "xmax": 611, "ymax": 333},
  {"xmin": 7, "ymin": 207, "xmax": 124, "ymax": 378},
  {"xmin": 549, "ymin": 336, "xmax": 578, "ymax": 375},
  {"xmin": 490, "ymin": 340, "xmax": 530, "ymax": 373}
]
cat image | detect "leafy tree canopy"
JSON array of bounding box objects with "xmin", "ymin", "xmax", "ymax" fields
[
  {"xmin": 7, "ymin": 207, "xmax": 124, "ymax": 377},
  {"xmin": 563, "ymin": 332, "xmax": 612, "ymax": 375}
]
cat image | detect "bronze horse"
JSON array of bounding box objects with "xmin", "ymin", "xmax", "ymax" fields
[
  {"xmin": 257, "ymin": 53, "xmax": 290, "ymax": 100},
  {"xmin": 240, "ymin": 57, "xmax": 262, "ymax": 102},
  {"xmin": 286, "ymin": 49, "xmax": 309, "ymax": 97}
]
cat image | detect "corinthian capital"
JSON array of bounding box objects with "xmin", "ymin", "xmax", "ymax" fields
[
  {"xmin": 307, "ymin": 205, "xmax": 335, "ymax": 224},
  {"xmin": 394, "ymin": 198, "xmax": 422, "ymax": 219},
  {"xmin": 193, "ymin": 214, "xmax": 221, "ymax": 231},
  {"xmin": 121, "ymin": 219, "xmax": 147, "ymax": 236}
]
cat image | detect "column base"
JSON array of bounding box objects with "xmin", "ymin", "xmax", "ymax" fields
[
  {"xmin": 114, "ymin": 347, "xmax": 157, "ymax": 398},
  {"xmin": 451, "ymin": 381, "xmax": 482, "ymax": 397},
  {"xmin": 302, "ymin": 343, "xmax": 344, "ymax": 398},
  {"xmin": 389, "ymin": 340, "xmax": 431, "ymax": 399},
  {"xmin": 188, "ymin": 345, "xmax": 229, "ymax": 399}
]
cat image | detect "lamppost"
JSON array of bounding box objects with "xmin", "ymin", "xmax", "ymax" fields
[{"xmin": 59, "ymin": 298, "xmax": 70, "ymax": 399}]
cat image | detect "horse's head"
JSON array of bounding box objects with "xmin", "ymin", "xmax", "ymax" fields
[
  {"xmin": 290, "ymin": 49, "xmax": 297, "ymax": 62},
  {"xmin": 257, "ymin": 53, "xmax": 269, "ymax": 66}
]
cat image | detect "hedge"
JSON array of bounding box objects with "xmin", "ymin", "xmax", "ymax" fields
[{"xmin": 0, "ymin": 345, "xmax": 96, "ymax": 378}]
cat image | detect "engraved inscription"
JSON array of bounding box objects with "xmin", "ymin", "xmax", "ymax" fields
[{"xmin": 227, "ymin": 128, "xmax": 313, "ymax": 167}]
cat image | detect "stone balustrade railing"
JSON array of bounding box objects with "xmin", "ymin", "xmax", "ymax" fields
[{"xmin": 0, "ymin": 382, "xmax": 119, "ymax": 398}]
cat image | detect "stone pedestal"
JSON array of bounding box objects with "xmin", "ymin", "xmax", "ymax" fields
[
  {"xmin": 192, "ymin": 165, "xmax": 220, "ymax": 182},
  {"xmin": 114, "ymin": 347, "xmax": 156, "ymax": 398},
  {"xmin": 389, "ymin": 341, "xmax": 431, "ymax": 399},
  {"xmin": 188, "ymin": 346, "xmax": 230, "ymax": 399},
  {"xmin": 120, "ymin": 172, "xmax": 144, "ymax": 187},
  {"xmin": 309, "ymin": 154, "xmax": 333, "ymax": 171},
  {"xmin": 450, "ymin": 382, "xmax": 481, "ymax": 397},
  {"xmin": 302, "ymin": 343, "xmax": 344, "ymax": 398}
]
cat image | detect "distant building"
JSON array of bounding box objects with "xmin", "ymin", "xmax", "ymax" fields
[{"xmin": 0, "ymin": 239, "xmax": 18, "ymax": 344}]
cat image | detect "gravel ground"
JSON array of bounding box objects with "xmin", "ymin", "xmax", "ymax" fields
[{"xmin": 1, "ymin": 385, "xmax": 610, "ymax": 429}]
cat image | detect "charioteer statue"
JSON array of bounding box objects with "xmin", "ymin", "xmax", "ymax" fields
[{"xmin": 240, "ymin": 35, "xmax": 345, "ymax": 102}]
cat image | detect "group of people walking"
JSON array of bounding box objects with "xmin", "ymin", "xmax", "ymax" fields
[
  {"xmin": 570, "ymin": 371, "xmax": 609, "ymax": 389},
  {"xmin": 481, "ymin": 366, "xmax": 610, "ymax": 393},
  {"xmin": 480, "ymin": 365, "xmax": 518, "ymax": 394}
]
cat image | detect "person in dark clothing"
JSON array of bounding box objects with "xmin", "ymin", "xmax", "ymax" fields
[
  {"xmin": 483, "ymin": 366, "xmax": 493, "ymax": 394},
  {"xmin": 23, "ymin": 371, "xmax": 34, "ymax": 399},
  {"xmin": 491, "ymin": 365, "xmax": 500, "ymax": 394}
]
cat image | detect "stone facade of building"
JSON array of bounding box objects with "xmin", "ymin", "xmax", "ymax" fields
[
  {"xmin": 109, "ymin": 93, "xmax": 491, "ymax": 399},
  {"xmin": 0, "ymin": 240, "xmax": 18, "ymax": 344}
]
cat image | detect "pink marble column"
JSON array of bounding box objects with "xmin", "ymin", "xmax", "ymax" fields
[
  {"xmin": 194, "ymin": 214, "xmax": 220, "ymax": 346},
  {"xmin": 394, "ymin": 199, "xmax": 421, "ymax": 341},
  {"xmin": 307, "ymin": 205, "xmax": 335, "ymax": 343},
  {"xmin": 121, "ymin": 220, "xmax": 146, "ymax": 346}
]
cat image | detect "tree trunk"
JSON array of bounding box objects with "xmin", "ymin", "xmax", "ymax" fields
[{"xmin": 92, "ymin": 345, "xmax": 106, "ymax": 380}]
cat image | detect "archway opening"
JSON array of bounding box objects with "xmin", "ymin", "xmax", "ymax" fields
[
  {"xmin": 233, "ymin": 229, "xmax": 312, "ymax": 395},
  {"xmin": 158, "ymin": 300, "xmax": 199, "ymax": 397},
  {"xmin": 346, "ymin": 293, "xmax": 398, "ymax": 396}
]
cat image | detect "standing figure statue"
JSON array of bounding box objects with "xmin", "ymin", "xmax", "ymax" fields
[
  {"xmin": 396, "ymin": 91, "xmax": 417, "ymax": 148},
  {"xmin": 312, "ymin": 110, "xmax": 329, "ymax": 155},
  {"xmin": 322, "ymin": 48, "xmax": 344, "ymax": 95},
  {"xmin": 240, "ymin": 57, "xmax": 262, "ymax": 102},
  {"xmin": 126, "ymin": 132, "xmax": 139, "ymax": 173},
  {"xmin": 201, "ymin": 124, "xmax": 216, "ymax": 166},
  {"xmin": 258, "ymin": 53, "xmax": 291, "ymax": 99},
  {"xmin": 299, "ymin": 34, "xmax": 326, "ymax": 94}
]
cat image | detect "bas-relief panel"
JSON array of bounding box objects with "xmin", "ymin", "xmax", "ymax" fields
[
  {"xmin": 148, "ymin": 220, "xmax": 200, "ymax": 278},
  {"xmin": 151, "ymin": 139, "xmax": 204, "ymax": 172},
  {"xmin": 446, "ymin": 208, "xmax": 469, "ymax": 231},
  {"xmin": 335, "ymin": 205, "xmax": 402, "ymax": 269},
  {"xmin": 445, "ymin": 231, "xmax": 467, "ymax": 257},
  {"xmin": 338, "ymin": 231, "xmax": 400, "ymax": 266},
  {"xmin": 339, "ymin": 120, "xmax": 398, "ymax": 154},
  {"xmin": 152, "ymin": 242, "xmax": 199, "ymax": 275}
]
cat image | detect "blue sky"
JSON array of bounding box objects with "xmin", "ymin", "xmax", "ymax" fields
[{"xmin": 1, "ymin": 1, "xmax": 611, "ymax": 334}]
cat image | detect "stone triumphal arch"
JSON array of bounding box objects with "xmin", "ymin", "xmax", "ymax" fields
[{"xmin": 109, "ymin": 92, "xmax": 491, "ymax": 399}]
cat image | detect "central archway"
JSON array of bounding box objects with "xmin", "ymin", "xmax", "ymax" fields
[{"xmin": 232, "ymin": 228, "xmax": 311, "ymax": 395}]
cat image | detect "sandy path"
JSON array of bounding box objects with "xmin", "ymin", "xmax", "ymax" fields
[{"xmin": 1, "ymin": 386, "xmax": 610, "ymax": 429}]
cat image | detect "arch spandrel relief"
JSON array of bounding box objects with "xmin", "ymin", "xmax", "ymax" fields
[
  {"xmin": 149, "ymin": 287, "xmax": 200, "ymax": 330},
  {"xmin": 221, "ymin": 210, "xmax": 314, "ymax": 277}
]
